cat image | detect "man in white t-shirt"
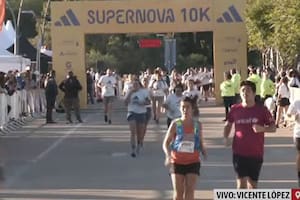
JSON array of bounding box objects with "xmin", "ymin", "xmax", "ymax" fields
[
  {"xmin": 286, "ymin": 100, "xmax": 300, "ymax": 186},
  {"xmin": 98, "ymin": 68, "xmax": 117, "ymax": 124}
]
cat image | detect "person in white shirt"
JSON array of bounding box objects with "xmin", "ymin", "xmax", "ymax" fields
[
  {"xmin": 286, "ymin": 100, "xmax": 300, "ymax": 186},
  {"xmin": 149, "ymin": 69, "xmax": 168, "ymax": 124},
  {"xmin": 183, "ymin": 79, "xmax": 201, "ymax": 101},
  {"xmin": 275, "ymin": 76, "xmax": 290, "ymax": 127},
  {"xmin": 163, "ymin": 83, "xmax": 184, "ymax": 127},
  {"xmin": 199, "ymin": 67, "xmax": 211, "ymax": 101},
  {"xmin": 125, "ymin": 79, "xmax": 151, "ymax": 157},
  {"xmin": 98, "ymin": 68, "xmax": 117, "ymax": 124},
  {"xmin": 141, "ymin": 77, "xmax": 153, "ymax": 146},
  {"xmin": 169, "ymin": 69, "xmax": 182, "ymax": 93},
  {"xmin": 123, "ymin": 74, "xmax": 135, "ymax": 96}
]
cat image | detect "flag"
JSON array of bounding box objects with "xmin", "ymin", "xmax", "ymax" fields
[{"xmin": 0, "ymin": 0, "xmax": 5, "ymax": 31}]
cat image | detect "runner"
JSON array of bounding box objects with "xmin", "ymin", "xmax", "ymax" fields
[
  {"xmin": 149, "ymin": 69, "xmax": 168, "ymax": 124},
  {"xmin": 125, "ymin": 79, "xmax": 150, "ymax": 157},
  {"xmin": 141, "ymin": 77, "xmax": 153, "ymax": 148},
  {"xmin": 286, "ymin": 100, "xmax": 300, "ymax": 186},
  {"xmin": 163, "ymin": 83, "xmax": 184, "ymax": 127},
  {"xmin": 223, "ymin": 80, "xmax": 276, "ymax": 189},
  {"xmin": 98, "ymin": 68, "xmax": 117, "ymax": 124},
  {"xmin": 163, "ymin": 96, "xmax": 207, "ymax": 200}
]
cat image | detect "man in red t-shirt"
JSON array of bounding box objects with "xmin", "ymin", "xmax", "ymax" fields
[{"xmin": 223, "ymin": 80, "xmax": 276, "ymax": 189}]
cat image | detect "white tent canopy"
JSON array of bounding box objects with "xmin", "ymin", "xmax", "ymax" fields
[
  {"xmin": 0, "ymin": 21, "xmax": 31, "ymax": 73},
  {"xmin": 0, "ymin": 20, "xmax": 15, "ymax": 50},
  {"xmin": 0, "ymin": 54, "xmax": 31, "ymax": 73},
  {"xmin": 0, "ymin": 49, "xmax": 13, "ymax": 56}
]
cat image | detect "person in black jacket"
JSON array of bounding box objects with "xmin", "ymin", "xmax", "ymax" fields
[
  {"xmin": 59, "ymin": 71, "xmax": 83, "ymax": 123},
  {"xmin": 45, "ymin": 70, "xmax": 58, "ymax": 123}
]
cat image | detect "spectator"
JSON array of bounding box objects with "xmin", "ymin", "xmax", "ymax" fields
[
  {"xmin": 45, "ymin": 70, "xmax": 58, "ymax": 124},
  {"xmin": 59, "ymin": 71, "xmax": 83, "ymax": 124}
]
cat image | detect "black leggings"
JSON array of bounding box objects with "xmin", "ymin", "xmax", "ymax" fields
[{"xmin": 223, "ymin": 96, "xmax": 234, "ymax": 119}]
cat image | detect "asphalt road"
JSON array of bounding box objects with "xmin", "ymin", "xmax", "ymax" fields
[{"xmin": 0, "ymin": 99, "xmax": 296, "ymax": 199}]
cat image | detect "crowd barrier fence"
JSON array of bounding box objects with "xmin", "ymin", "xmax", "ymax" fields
[{"xmin": 0, "ymin": 89, "xmax": 46, "ymax": 134}]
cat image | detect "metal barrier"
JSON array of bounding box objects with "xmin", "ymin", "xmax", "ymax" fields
[
  {"xmin": 0, "ymin": 89, "xmax": 46, "ymax": 135},
  {"xmin": 0, "ymin": 93, "xmax": 8, "ymax": 132}
]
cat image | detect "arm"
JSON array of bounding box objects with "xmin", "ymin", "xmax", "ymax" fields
[
  {"xmin": 223, "ymin": 121, "xmax": 233, "ymax": 146},
  {"xmin": 97, "ymin": 76, "xmax": 104, "ymax": 88},
  {"xmin": 96, "ymin": 79, "xmax": 102, "ymax": 89},
  {"xmin": 58, "ymin": 80, "xmax": 65, "ymax": 92},
  {"xmin": 76, "ymin": 79, "xmax": 82, "ymax": 91},
  {"xmin": 124, "ymin": 89, "xmax": 134, "ymax": 106},
  {"xmin": 252, "ymin": 122, "xmax": 276, "ymax": 133},
  {"xmin": 198, "ymin": 121, "xmax": 207, "ymax": 160},
  {"xmin": 252, "ymin": 107, "xmax": 277, "ymax": 133},
  {"xmin": 162, "ymin": 121, "xmax": 176, "ymax": 165}
]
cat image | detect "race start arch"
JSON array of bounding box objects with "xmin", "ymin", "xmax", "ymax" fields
[{"xmin": 51, "ymin": 0, "xmax": 247, "ymax": 106}]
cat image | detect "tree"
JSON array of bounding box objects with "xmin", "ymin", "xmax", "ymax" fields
[
  {"xmin": 270, "ymin": 0, "xmax": 300, "ymax": 66},
  {"xmin": 246, "ymin": 0, "xmax": 300, "ymax": 67},
  {"xmin": 5, "ymin": 0, "xmax": 43, "ymax": 39}
]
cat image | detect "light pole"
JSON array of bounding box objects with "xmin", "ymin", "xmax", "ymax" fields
[
  {"xmin": 15, "ymin": 0, "xmax": 24, "ymax": 55},
  {"xmin": 36, "ymin": 0, "xmax": 51, "ymax": 74}
]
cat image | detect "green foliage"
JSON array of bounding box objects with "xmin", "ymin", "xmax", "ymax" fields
[
  {"xmin": 270, "ymin": 0, "xmax": 300, "ymax": 65},
  {"xmin": 177, "ymin": 53, "xmax": 208, "ymax": 72},
  {"xmin": 246, "ymin": 0, "xmax": 300, "ymax": 66},
  {"xmin": 85, "ymin": 32, "xmax": 213, "ymax": 74},
  {"xmin": 5, "ymin": 0, "xmax": 43, "ymax": 39},
  {"xmin": 248, "ymin": 50, "xmax": 262, "ymax": 67}
]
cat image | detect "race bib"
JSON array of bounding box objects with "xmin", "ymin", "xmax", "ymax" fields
[{"xmin": 178, "ymin": 141, "xmax": 194, "ymax": 153}]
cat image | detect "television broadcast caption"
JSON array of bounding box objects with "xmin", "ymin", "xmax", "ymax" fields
[{"xmin": 214, "ymin": 189, "xmax": 300, "ymax": 200}]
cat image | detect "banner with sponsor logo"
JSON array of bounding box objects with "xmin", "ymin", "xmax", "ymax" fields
[
  {"xmin": 51, "ymin": 0, "xmax": 247, "ymax": 106},
  {"xmin": 213, "ymin": 0, "xmax": 247, "ymax": 101}
]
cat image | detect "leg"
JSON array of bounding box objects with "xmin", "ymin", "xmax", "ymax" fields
[
  {"xmin": 171, "ymin": 174, "xmax": 185, "ymax": 200},
  {"xmin": 297, "ymin": 151, "xmax": 300, "ymax": 186},
  {"xmin": 155, "ymin": 97, "xmax": 163, "ymax": 123},
  {"xmin": 103, "ymin": 97, "xmax": 109, "ymax": 121},
  {"xmin": 295, "ymin": 138, "xmax": 300, "ymax": 186},
  {"xmin": 275, "ymin": 106, "xmax": 283, "ymax": 127},
  {"xmin": 73, "ymin": 98, "xmax": 82, "ymax": 122},
  {"xmin": 46, "ymin": 98, "xmax": 55, "ymax": 122},
  {"xmin": 184, "ymin": 174, "xmax": 198, "ymax": 200},
  {"xmin": 236, "ymin": 177, "xmax": 248, "ymax": 189},
  {"xmin": 223, "ymin": 97, "xmax": 229, "ymax": 120},
  {"xmin": 247, "ymin": 178, "xmax": 258, "ymax": 189},
  {"xmin": 282, "ymin": 105, "xmax": 289, "ymax": 126},
  {"xmin": 107, "ymin": 97, "xmax": 113, "ymax": 123},
  {"xmin": 64, "ymin": 98, "xmax": 72, "ymax": 122},
  {"xmin": 233, "ymin": 154, "xmax": 251, "ymax": 189},
  {"xmin": 136, "ymin": 120, "xmax": 146, "ymax": 153},
  {"xmin": 128, "ymin": 120, "xmax": 137, "ymax": 157},
  {"xmin": 152, "ymin": 98, "xmax": 157, "ymax": 120},
  {"xmin": 246, "ymin": 157, "xmax": 262, "ymax": 189}
]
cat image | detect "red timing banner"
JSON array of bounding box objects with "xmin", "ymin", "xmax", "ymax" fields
[{"xmin": 139, "ymin": 39, "xmax": 162, "ymax": 48}]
